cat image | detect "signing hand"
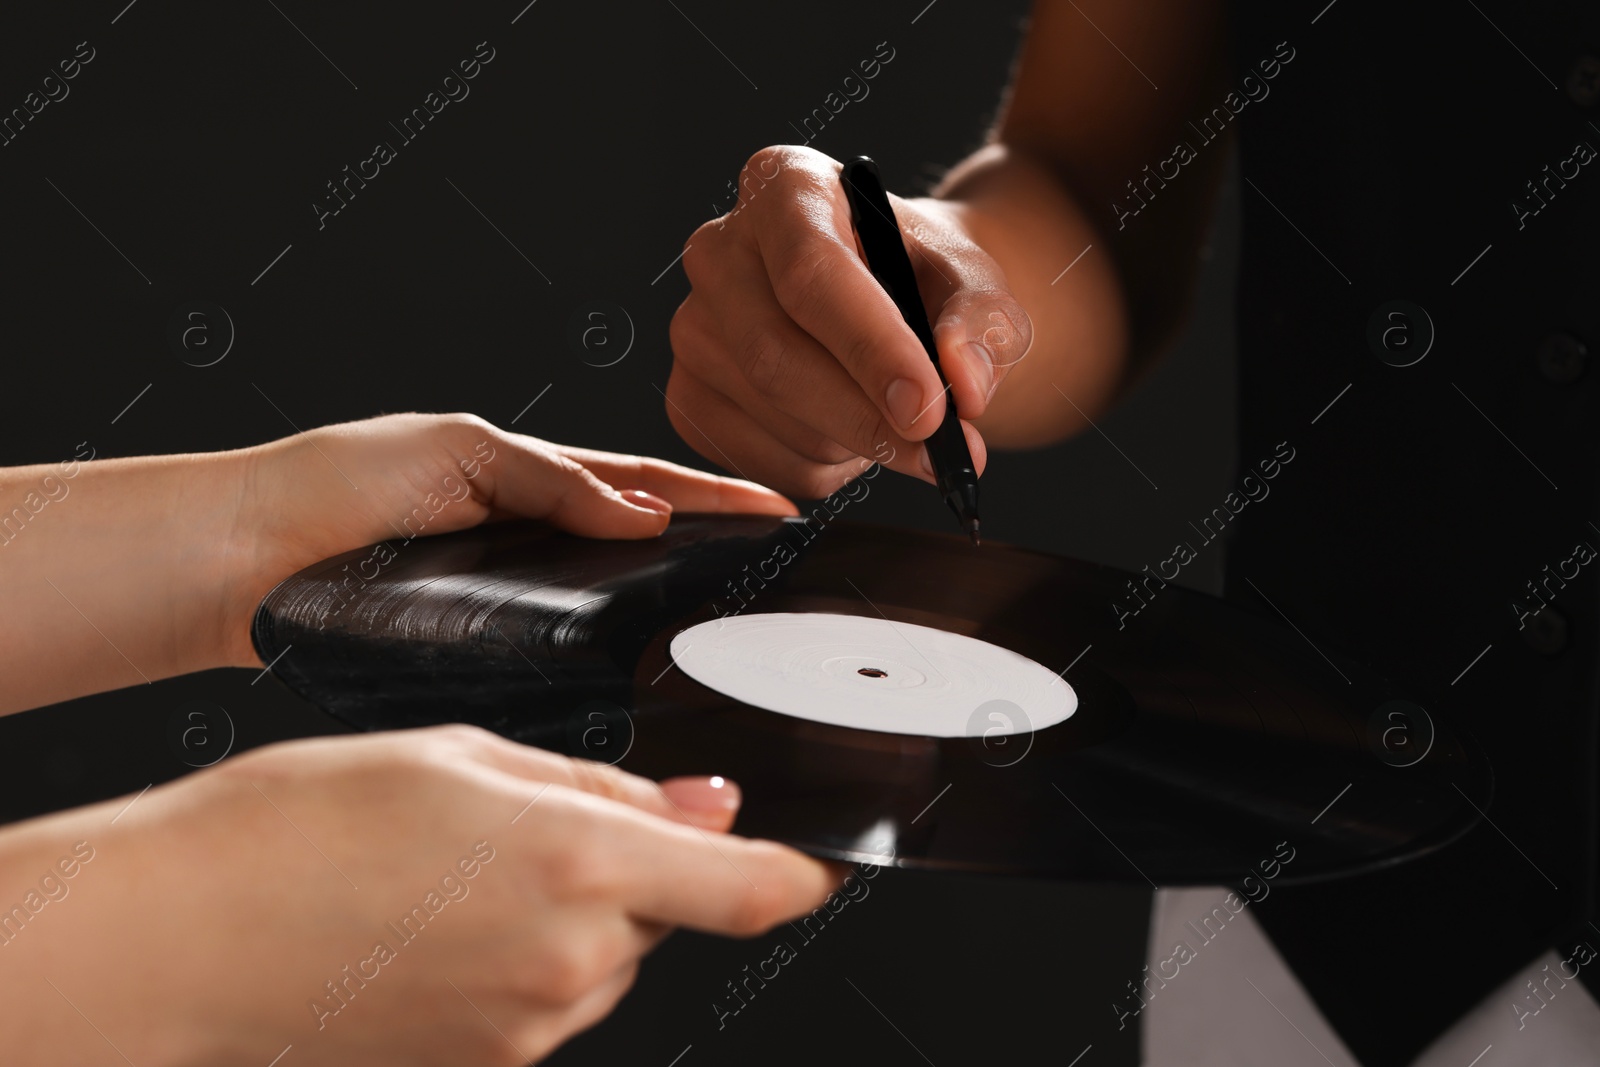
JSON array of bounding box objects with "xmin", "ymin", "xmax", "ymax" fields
[{"xmin": 667, "ymin": 145, "xmax": 1033, "ymax": 499}]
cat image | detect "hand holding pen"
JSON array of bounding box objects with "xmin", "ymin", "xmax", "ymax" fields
[
  {"xmin": 840, "ymin": 155, "xmax": 981, "ymax": 541},
  {"xmin": 664, "ymin": 145, "xmax": 1034, "ymax": 508}
]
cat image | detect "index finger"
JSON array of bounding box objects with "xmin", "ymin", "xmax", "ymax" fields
[
  {"xmin": 438, "ymin": 725, "xmax": 739, "ymax": 834},
  {"xmin": 600, "ymin": 797, "xmax": 839, "ymax": 936},
  {"xmin": 620, "ymin": 825, "xmax": 838, "ymax": 934},
  {"xmin": 751, "ymin": 161, "xmax": 946, "ymax": 441},
  {"xmin": 552, "ymin": 445, "xmax": 798, "ymax": 517}
]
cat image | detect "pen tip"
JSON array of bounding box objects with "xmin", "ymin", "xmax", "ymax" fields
[{"xmin": 965, "ymin": 518, "xmax": 981, "ymax": 546}]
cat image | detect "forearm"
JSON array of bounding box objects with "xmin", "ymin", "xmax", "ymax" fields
[
  {"xmin": 925, "ymin": 0, "xmax": 1232, "ymax": 448},
  {"xmin": 0, "ymin": 795, "xmax": 197, "ymax": 1066},
  {"xmin": 0, "ymin": 415, "xmax": 799, "ymax": 714},
  {"xmin": 930, "ymin": 144, "xmax": 1131, "ymax": 448},
  {"xmin": 0, "ymin": 449, "xmax": 251, "ymax": 714}
]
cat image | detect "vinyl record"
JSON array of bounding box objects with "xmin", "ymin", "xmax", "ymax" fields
[{"xmin": 252, "ymin": 516, "xmax": 1486, "ymax": 884}]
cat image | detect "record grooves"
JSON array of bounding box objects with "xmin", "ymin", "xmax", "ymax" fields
[{"xmin": 253, "ymin": 516, "xmax": 1487, "ymax": 884}]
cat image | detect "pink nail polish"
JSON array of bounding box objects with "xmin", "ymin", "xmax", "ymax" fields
[
  {"xmin": 622, "ymin": 489, "xmax": 672, "ymax": 514},
  {"xmin": 660, "ymin": 776, "xmax": 742, "ymax": 821}
]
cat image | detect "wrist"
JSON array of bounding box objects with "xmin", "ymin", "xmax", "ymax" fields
[{"xmin": 204, "ymin": 443, "xmax": 276, "ymax": 669}]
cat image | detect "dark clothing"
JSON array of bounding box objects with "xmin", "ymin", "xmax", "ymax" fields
[{"xmin": 1227, "ymin": 1, "xmax": 1600, "ymax": 1063}]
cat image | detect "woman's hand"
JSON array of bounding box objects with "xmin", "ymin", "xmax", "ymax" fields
[
  {"xmin": 0, "ymin": 724, "xmax": 836, "ymax": 1066},
  {"xmin": 0, "ymin": 412, "xmax": 796, "ymax": 712},
  {"xmin": 220, "ymin": 412, "xmax": 798, "ymax": 667}
]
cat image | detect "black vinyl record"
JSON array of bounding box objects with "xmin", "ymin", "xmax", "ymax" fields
[{"xmin": 252, "ymin": 517, "xmax": 1486, "ymax": 884}]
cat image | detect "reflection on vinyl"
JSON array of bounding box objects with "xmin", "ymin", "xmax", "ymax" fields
[{"xmin": 252, "ymin": 516, "xmax": 1486, "ymax": 884}]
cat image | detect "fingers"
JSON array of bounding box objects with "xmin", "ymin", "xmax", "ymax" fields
[
  {"xmin": 658, "ymin": 775, "xmax": 741, "ymax": 834},
  {"xmin": 604, "ymin": 812, "xmax": 838, "ymax": 940},
  {"xmin": 672, "ymin": 305, "xmax": 863, "ymax": 471},
  {"xmin": 917, "ymin": 231, "xmax": 1035, "ymax": 419},
  {"xmin": 955, "ymin": 417, "xmax": 990, "ymax": 481},
  {"xmin": 615, "ymin": 814, "xmax": 838, "ymax": 937},
  {"xmin": 452, "ymin": 728, "xmax": 836, "ymax": 936},
  {"xmin": 471, "ymin": 413, "xmax": 801, "ymax": 528},
  {"xmin": 741, "ymin": 163, "xmax": 947, "ymax": 440},
  {"xmin": 550, "ymin": 444, "xmax": 797, "ymax": 518},
  {"xmin": 444, "ymin": 729, "xmax": 681, "ymax": 825},
  {"xmin": 630, "ymin": 916, "xmax": 673, "ymax": 955},
  {"xmin": 466, "ymin": 432, "xmax": 674, "ymax": 540},
  {"xmin": 664, "ymin": 368, "xmax": 906, "ymax": 499},
  {"xmin": 440, "ymin": 726, "xmax": 732, "ymax": 830},
  {"xmin": 672, "ymin": 292, "xmax": 859, "ymax": 469},
  {"xmin": 467, "ymin": 747, "xmax": 836, "ymax": 937},
  {"xmin": 668, "ymin": 145, "xmax": 1022, "ymax": 495},
  {"xmin": 673, "ymin": 254, "xmax": 928, "ymax": 468}
]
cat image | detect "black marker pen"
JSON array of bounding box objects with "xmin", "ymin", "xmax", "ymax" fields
[{"xmin": 841, "ymin": 155, "xmax": 981, "ymax": 544}]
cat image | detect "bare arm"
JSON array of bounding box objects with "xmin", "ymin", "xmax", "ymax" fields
[
  {"xmin": 946, "ymin": 0, "xmax": 1232, "ymax": 446},
  {"xmin": 0, "ymin": 726, "xmax": 833, "ymax": 1066},
  {"xmin": 666, "ymin": 0, "xmax": 1231, "ymax": 492},
  {"xmin": 0, "ymin": 414, "xmax": 793, "ymax": 715}
]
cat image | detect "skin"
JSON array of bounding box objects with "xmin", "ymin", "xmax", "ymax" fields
[
  {"xmin": 0, "ymin": 411, "xmax": 800, "ymax": 709},
  {"xmin": 667, "ymin": 0, "xmax": 1231, "ymax": 498},
  {"xmin": 2, "ymin": 4, "xmax": 1238, "ymax": 1057},
  {"xmin": 0, "ymin": 413, "xmax": 836, "ymax": 1066}
]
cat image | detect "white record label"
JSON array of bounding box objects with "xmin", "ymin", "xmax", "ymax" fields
[{"xmin": 669, "ymin": 612, "xmax": 1076, "ymax": 738}]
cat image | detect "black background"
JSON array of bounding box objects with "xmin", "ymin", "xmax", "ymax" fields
[{"xmin": 0, "ymin": 2, "xmax": 1244, "ymax": 1063}]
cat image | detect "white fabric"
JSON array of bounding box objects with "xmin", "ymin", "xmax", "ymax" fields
[{"xmin": 1141, "ymin": 887, "xmax": 1600, "ymax": 1065}]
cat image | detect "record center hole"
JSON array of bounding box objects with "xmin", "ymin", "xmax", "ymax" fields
[{"xmin": 857, "ymin": 667, "xmax": 888, "ymax": 678}]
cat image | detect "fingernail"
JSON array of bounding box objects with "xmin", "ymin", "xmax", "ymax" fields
[
  {"xmin": 886, "ymin": 378, "xmax": 925, "ymax": 434},
  {"xmin": 660, "ymin": 775, "xmax": 742, "ymax": 829},
  {"xmin": 917, "ymin": 447, "xmax": 936, "ymax": 482},
  {"xmin": 622, "ymin": 489, "xmax": 672, "ymax": 515},
  {"xmin": 966, "ymin": 341, "xmax": 996, "ymax": 401}
]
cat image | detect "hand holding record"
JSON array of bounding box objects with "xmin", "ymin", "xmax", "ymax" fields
[
  {"xmin": 0, "ymin": 724, "xmax": 836, "ymax": 1067},
  {"xmin": 0, "ymin": 410, "xmax": 796, "ymax": 714},
  {"xmin": 223, "ymin": 413, "xmax": 799, "ymax": 670},
  {"xmin": 255, "ymin": 518, "xmax": 1488, "ymax": 884}
]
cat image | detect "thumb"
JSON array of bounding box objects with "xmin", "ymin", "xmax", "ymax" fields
[
  {"xmin": 481, "ymin": 434, "xmax": 675, "ymax": 539},
  {"xmin": 932, "ymin": 286, "xmax": 1034, "ymax": 420}
]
